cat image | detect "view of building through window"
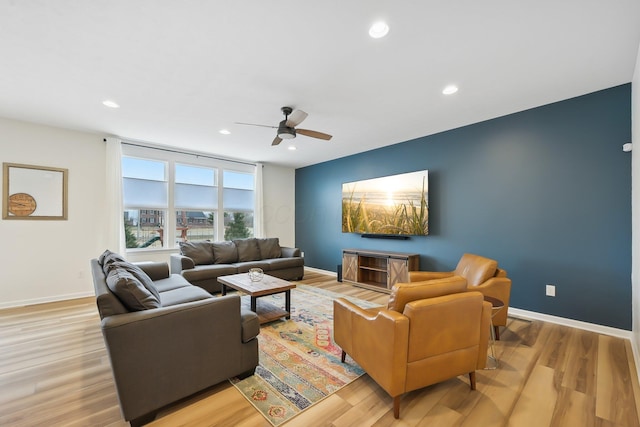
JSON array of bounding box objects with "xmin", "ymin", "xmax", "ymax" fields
[{"xmin": 122, "ymin": 151, "xmax": 255, "ymax": 249}]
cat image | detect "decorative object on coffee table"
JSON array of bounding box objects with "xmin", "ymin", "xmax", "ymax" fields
[{"xmin": 248, "ymin": 267, "xmax": 264, "ymax": 282}]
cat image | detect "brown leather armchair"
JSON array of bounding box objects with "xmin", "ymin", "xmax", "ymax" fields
[
  {"xmin": 409, "ymin": 253, "xmax": 511, "ymax": 339},
  {"xmin": 333, "ymin": 277, "xmax": 491, "ymax": 418}
]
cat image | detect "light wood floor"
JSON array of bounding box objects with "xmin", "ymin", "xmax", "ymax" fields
[{"xmin": 1, "ymin": 270, "xmax": 640, "ymax": 426}]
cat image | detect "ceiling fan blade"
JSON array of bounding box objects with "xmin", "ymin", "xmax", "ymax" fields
[
  {"xmin": 286, "ymin": 110, "xmax": 308, "ymax": 127},
  {"xmin": 235, "ymin": 122, "xmax": 277, "ymax": 129},
  {"xmin": 272, "ymin": 136, "xmax": 283, "ymax": 146},
  {"xmin": 296, "ymin": 129, "xmax": 333, "ymax": 140}
]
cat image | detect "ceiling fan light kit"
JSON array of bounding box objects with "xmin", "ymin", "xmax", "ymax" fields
[{"xmin": 237, "ymin": 106, "xmax": 333, "ymax": 146}]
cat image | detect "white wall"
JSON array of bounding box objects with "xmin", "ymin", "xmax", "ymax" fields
[
  {"xmin": 632, "ymin": 43, "xmax": 640, "ymax": 364},
  {"xmin": 0, "ymin": 117, "xmax": 297, "ymax": 307},
  {"xmin": 262, "ymin": 164, "xmax": 295, "ymax": 247},
  {"xmin": 0, "ymin": 117, "xmax": 108, "ymax": 308}
]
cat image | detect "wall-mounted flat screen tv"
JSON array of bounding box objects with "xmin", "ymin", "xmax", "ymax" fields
[{"xmin": 342, "ymin": 170, "xmax": 428, "ymax": 236}]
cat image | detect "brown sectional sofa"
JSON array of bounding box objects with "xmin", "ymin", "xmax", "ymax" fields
[
  {"xmin": 170, "ymin": 237, "xmax": 304, "ymax": 294},
  {"xmin": 91, "ymin": 250, "xmax": 259, "ymax": 426}
]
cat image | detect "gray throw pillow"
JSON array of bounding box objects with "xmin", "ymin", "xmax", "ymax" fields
[
  {"xmin": 212, "ymin": 241, "xmax": 239, "ymax": 264},
  {"xmin": 256, "ymin": 238, "xmax": 282, "ymax": 259},
  {"xmin": 234, "ymin": 238, "xmax": 261, "ymax": 262},
  {"xmin": 107, "ymin": 261, "xmax": 161, "ymax": 301},
  {"xmin": 99, "ymin": 249, "xmax": 127, "ymax": 275},
  {"xmin": 106, "ymin": 267, "xmax": 161, "ymax": 311},
  {"xmin": 179, "ymin": 241, "xmax": 214, "ymax": 265}
]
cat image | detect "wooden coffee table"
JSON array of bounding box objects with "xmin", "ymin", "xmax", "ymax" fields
[{"xmin": 218, "ymin": 273, "xmax": 296, "ymax": 324}]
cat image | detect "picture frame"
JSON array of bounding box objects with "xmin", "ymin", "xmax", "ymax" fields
[{"xmin": 2, "ymin": 162, "xmax": 68, "ymax": 220}]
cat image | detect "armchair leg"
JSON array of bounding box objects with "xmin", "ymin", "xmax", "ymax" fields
[
  {"xmin": 494, "ymin": 325, "xmax": 500, "ymax": 340},
  {"xmin": 393, "ymin": 395, "xmax": 401, "ymax": 419},
  {"xmin": 341, "ymin": 350, "xmax": 346, "ymax": 363},
  {"xmin": 469, "ymin": 371, "xmax": 476, "ymax": 390}
]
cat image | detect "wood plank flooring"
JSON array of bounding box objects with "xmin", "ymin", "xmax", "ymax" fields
[{"xmin": 1, "ymin": 270, "xmax": 639, "ymax": 426}]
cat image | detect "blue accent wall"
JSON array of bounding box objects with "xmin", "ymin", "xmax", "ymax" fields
[{"xmin": 295, "ymin": 84, "xmax": 632, "ymax": 330}]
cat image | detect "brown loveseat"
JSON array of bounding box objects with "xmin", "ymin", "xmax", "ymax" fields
[
  {"xmin": 170, "ymin": 237, "xmax": 304, "ymax": 294},
  {"xmin": 91, "ymin": 250, "xmax": 259, "ymax": 426}
]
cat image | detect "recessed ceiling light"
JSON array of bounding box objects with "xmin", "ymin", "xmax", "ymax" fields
[
  {"xmin": 288, "ymin": 145, "xmax": 297, "ymax": 151},
  {"xmin": 369, "ymin": 21, "xmax": 389, "ymax": 39},
  {"xmin": 102, "ymin": 100, "xmax": 120, "ymax": 108},
  {"xmin": 219, "ymin": 129, "xmax": 231, "ymax": 135},
  {"xmin": 442, "ymin": 85, "xmax": 459, "ymax": 95}
]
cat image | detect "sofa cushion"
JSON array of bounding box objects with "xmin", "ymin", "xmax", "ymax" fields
[
  {"xmin": 108, "ymin": 261, "xmax": 161, "ymax": 301},
  {"xmin": 152, "ymin": 275, "xmax": 193, "ymax": 293},
  {"xmin": 257, "ymin": 238, "xmax": 282, "ymax": 259},
  {"xmin": 212, "ymin": 241, "xmax": 239, "ymax": 264},
  {"xmin": 234, "ymin": 238, "xmax": 261, "ymax": 262},
  {"xmin": 99, "ymin": 249, "xmax": 127, "ymax": 274},
  {"xmin": 159, "ymin": 285, "xmax": 213, "ymax": 306},
  {"xmin": 179, "ymin": 241, "xmax": 214, "ymax": 265},
  {"xmin": 263, "ymin": 257, "xmax": 304, "ymax": 270},
  {"xmin": 182, "ymin": 264, "xmax": 238, "ymax": 282},
  {"xmin": 233, "ymin": 261, "xmax": 271, "ymax": 273},
  {"xmin": 106, "ymin": 267, "xmax": 161, "ymax": 311}
]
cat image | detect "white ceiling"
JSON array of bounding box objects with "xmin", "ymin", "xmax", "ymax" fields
[{"xmin": 1, "ymin": 1, "xmax": 639, "ymax": 168}]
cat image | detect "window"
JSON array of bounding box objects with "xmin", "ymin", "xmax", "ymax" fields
[
  {"xmin": 121, "ymin": 145, "xmax": 256, "ymax": 250},
  {"xmin": 175, "ymin": 163, "xmax": 216, "ymax": 242},
  {"xmin": 122, "ymin": 158, "xmax": 167, "ymax": 249},
  {"xmin": 223, "ymin": 170, "xmax": 255, "ymax": 240}
]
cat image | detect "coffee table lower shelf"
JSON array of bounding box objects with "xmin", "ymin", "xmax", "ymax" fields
[{"xmin": 240, "ymin": 295, "xmax": 290, "ymax": 325}]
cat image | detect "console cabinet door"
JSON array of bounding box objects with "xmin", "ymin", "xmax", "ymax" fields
[
  {"xmin": 342, "ymin": 252, "xmax": 358, "ymax": 282},
  {"xmin": 387, "ymin": 257, "xmax": 409, "ymax": 288}
]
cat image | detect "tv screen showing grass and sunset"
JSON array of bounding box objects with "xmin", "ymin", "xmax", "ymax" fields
[{"xmin": 342, "ymin": 170, "xmax": 428, "ymax": 236}]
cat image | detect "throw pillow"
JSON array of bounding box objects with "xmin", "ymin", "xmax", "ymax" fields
[
  {"xmin": 179, "ymin": 241, "xmax": 214, "ymax": 265},
  {"xmin": 99, "ymin": 249, "xmax": 127, "ymax": 275},
  {"xmin": 212, "ymin": 241, "xmax": 239, "ymax": 264},
  {"xmin": 107, "ymin": 261, "xmax": 161, "ymax": 302},
  {"xmin": 106, "ymin": 267, "xmax": 161, "ymax": 311},
  {"xmin": 256, "ymin": 238, "xmax": 282, "ymax": 259},
  {"xmin": 234, "ymin": 238, "xmax": 261, "ymax": 262}
]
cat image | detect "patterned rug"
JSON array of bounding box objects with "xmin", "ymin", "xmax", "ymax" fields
[{"xmin": 230, "ymin": 284, "xmax": 380, "ymax": 426}]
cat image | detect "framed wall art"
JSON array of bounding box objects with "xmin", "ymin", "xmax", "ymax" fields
[{"xmin": 2, "ymin": 163, "xmax": 68, "ymax": 220}]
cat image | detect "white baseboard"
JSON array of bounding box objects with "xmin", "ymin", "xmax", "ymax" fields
[
  {"xmin": 0, "ymin": 291, "xmax": 94, "ymax": 310},
  {"xmin": 506, "ymin": 308, "xmax": 632, "ymax": 339},
  {"xmin": 304, "ymin": 267, "xmax": 634, "ymax": 340}
]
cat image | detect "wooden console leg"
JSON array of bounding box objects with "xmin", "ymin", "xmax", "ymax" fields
[
  {"xmin": 469, "ymin": 371, "xmax": 476, "ymax": 390},
  {"xmin": 341, "ymin": 350, "xmax": 346, "ymax": 363}
]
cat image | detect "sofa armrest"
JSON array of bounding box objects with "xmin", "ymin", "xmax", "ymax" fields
[
  {"xmin": 134, "ymin": 261, "xmax": 170, "ymax": 281},
  {"xmin": 170, "ymin": 253, "xmax": 195, "ymax": 274},
  {"xmin": 101, "ymin": 295, "xmax": 249, "ymax": 421},
  {"xmin": 280, "ymin": 246, "xmax": 301, "ymax": 258}
]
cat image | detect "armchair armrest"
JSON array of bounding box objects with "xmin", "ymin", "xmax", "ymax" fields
[
  {"xmin": 334, "ymin": 298, "xmax": 409, "ymax": 397},
  {"xmin": 134, "ymin": 261, "xmax": 170, "ymax": 281},
  {"xmin": 101, "ymin": 295, "xmax": 249, "ymax": 420},
  {"xmin": 280, "ymin": 246, "xmax": 301, "ymax": 258},
  {"xmin": 473, "ymin": 276, "xmax": 512, "ymax": 326},
  {"xmin": 170, "ymin": 253, "xmax": 195, "ymax": 274},
  {"xmin": 409, "ymin": 270, "xmax": 454, "ymax": 282}
]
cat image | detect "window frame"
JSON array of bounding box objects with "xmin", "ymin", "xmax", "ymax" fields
[{"xmin": 122, "ymin": 144, "xmax": 256, "ymax": 252}]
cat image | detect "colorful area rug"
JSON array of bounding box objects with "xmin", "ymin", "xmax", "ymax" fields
[{"xmin": 230, "ymin": 285, "xmax": 380, "ymax": 426}]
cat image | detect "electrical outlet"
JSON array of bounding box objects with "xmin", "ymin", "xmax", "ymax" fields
[{"xmin": 546, "ymin": 284, "xmax": 556, "ymax": 297}]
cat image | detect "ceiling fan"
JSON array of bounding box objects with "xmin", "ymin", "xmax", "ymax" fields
[{"xmin": 236, "ymin": 106, "xmax": 333, "ymax": 146}]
